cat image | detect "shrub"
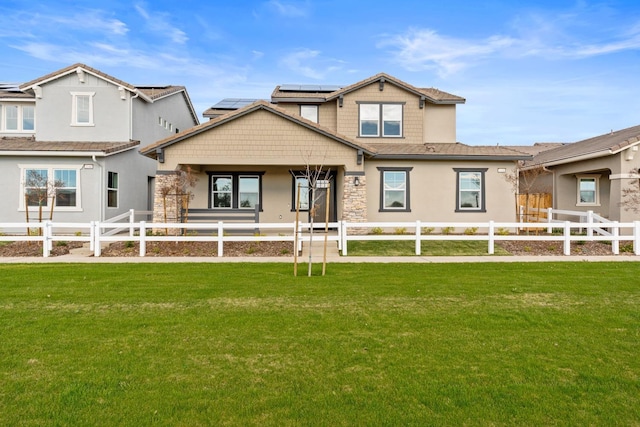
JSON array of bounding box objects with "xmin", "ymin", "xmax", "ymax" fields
[
  {"xmin": 496, "ymin": 227, "xmax": 510, "ymax": 236},
  {"xmin": 124, "ymin": 241, "xmax": 135, "ymax": 249},
  {"xmin": 55, "ymin": 241, "xmax": 68, "ymax": 247},
  {"xmin": 394, "ymin": 227, "xmax": 407, "ymax": 235},
  {"xmin": 441, "ymin": 227, "xmax": 454, "ymax": 235},
  {"xmin": 370, "ymin": 227, "xmax": 383, "ymax": 235},
  {"xmin": 464, "ymin": 227, "xmax": 478, "ymax": 235},
  {"xmin": 422, "ymin": 227, "xmax": 435, "ymax": 235}
]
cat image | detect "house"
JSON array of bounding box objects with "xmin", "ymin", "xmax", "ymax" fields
[
  {"xmin": 0, "ymin": 64, "xmax": 199, "ymax": 224},
  {"xmin": 524, "ymin": 124, "xmax": 640, "ymax": 223},
  {"xmin": 140, "ymin": 73, "xmax": 529, "ymax": 227}
]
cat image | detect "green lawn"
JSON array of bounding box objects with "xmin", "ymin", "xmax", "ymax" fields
[
  {"xmin": 346, "ymin": 239, "xmax": 510, "ymax": 256},
  {"xmin": 1, "ymin": 262, "xmax": 639, "ymax": 426}
]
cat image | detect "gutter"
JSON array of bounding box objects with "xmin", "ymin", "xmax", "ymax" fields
[{"xmin": 372, "ymin": 154, "xmax": 530, "ymax": 161}]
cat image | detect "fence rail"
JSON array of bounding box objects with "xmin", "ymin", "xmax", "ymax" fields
[{"xmin": 2, "ymin": 214, "xmax": 640, "ymax": 258}]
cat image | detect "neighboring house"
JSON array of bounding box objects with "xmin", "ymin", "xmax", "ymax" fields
[
  {"xmin": 0, "ymin": 63, "xmax": 199, "ymax": 224},
  {"xmin": 524, "ymin": 124, "xmax": 640, "ymax": 223},
  {"xmin": 140, "ymin": 73, "xmax": 529, "ymax": 226}
]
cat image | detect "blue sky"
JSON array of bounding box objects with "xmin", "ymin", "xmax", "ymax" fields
[{"xmin": 2, "ymin": 0, "xmax": 640, "ymax": 145}]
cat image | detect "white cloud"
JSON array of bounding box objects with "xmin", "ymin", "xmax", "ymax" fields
[
  {"xmin": 379, "ymin": 29, "xmax": 515, "ymax": 77},
  {"xmin": 280, "ymin": 48, "xmax": 343, "ymax": 80},
  {"xmin": 267, "ymin": 0, "xmax": 309, "ymax": 17},
  {"xmin": 134, "ymin": 3, "xmax": 188, "ymax": 44}
]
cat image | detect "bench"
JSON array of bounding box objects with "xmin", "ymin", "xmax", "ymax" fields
[{"xmin": 180, "ymin": 205, "xmax": 260, "ymax": 234}]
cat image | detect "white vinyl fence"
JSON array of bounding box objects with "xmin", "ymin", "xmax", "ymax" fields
[{"xmin": 2, "ymin": 210, "xmax": 640, "ymax": 258}]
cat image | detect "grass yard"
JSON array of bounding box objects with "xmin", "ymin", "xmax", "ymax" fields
[
  {"xmin": 1, "ymin": 262, "xmax": 639, "ymax": 426},
  {"xmin": 345, "ymin": 239, "xmax": 511, "ymax": 256}
]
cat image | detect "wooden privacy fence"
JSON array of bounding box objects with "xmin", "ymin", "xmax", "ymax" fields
[
  {"xmin": 2, "ymin": 216, "xmax": 640, "ymax": 258},
  {"xmin": 517, "ymin": 193, "xmax": 552, "ymax": 223}
]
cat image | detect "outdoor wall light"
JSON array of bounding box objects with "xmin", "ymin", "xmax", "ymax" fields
[{"xmin": 354, "ymin": 177, "xmax": 360, "ymax": 186}]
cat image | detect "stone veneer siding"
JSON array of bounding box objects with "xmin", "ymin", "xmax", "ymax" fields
[
  {"xmin": 153, "ymin": 171, "xmax": 182, "ymax": 227},
  {"xmin": 342, "ymin": 175, "xmax": 368, "ymax": 234}
]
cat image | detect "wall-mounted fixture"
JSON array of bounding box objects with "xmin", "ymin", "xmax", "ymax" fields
[
  {"xmin": 118, "ymin": 86, "xmax": 126, "ymax": 100},
  {"xmin": 379, "ymin": 78, "xmax": 385, "ymax": 91},
  {"xmin": 76, "ymin": 68, "xmax": 85, "ymax": 83},
  {"xmin": 354, "ymin": 176, "xmax": 360, "ymax": 186},
  {"xmin": 497, "ymin": 168, "xmax": 507, "ymax": 173},
  {"xmin": 338, "ymin": 95, "xmax": 343, "ymax": 107}
]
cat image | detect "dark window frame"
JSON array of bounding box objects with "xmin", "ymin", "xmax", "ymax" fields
[
  {"xmin": 454, "ymin": 168, "xmax": 487, "ymax": 213},
  {"xmin": 358, "ymin": 102, "xmax": 405, "ymax": 138},
  {"xmin": 207, "ymin": 172, "xmax": 264, "ymax": 210},
  {"xmin": 377, "ymin": 167, "xmax": 412, "ymax": 212}
]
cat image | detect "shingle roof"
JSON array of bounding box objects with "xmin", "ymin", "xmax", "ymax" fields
[
  {"xmin": 271, "ymin": 72, "xmax": 465, "ymax": 105},
  {"xmin": 368, "ymin": 143, "xmax": 529, "ymax": 160},
  {"xmin": 20, "ymin": 63, "xmax": 137, "ymax": 92},
  {"xmin": 529, "ymin": 124, "xmax": 640, "ymax": 167},
  {"xmin": 0, "ymin": 137, "xmax": 139, "ymax": 155},
  {"xmin": 502, "ymin": 143, "xmax": 568, "ymax": 157}
]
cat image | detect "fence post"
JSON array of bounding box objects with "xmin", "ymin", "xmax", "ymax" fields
[
  {"xmin": 94, "ymin": 221, "xmax": 102, "ymax": 257},
  {"xmin": 337, "ymin": 220, "xmax": 342, "ymax": 252},
  {"xmin": 612, "ymin": 221, "xmax": 619, "ymax": 255},
  {"xmin": 42, "ymin": 221, "xmax": 51, "ymax": 258},
  {"xmin": 586, "ymin": 211, "xmax": 593, "ymax": 237},
  {"xmin": 217, "ymin": 221, "xmax": 224, "ymax": 257},
  {"xmin": 342, "ymin": 221, "xmax": 348, "ymax": 256},
  {"xmin": 488, "ymin": 220, "xmax": 495, "ymax": 255},
  {"xmin": 563, "ymin": 221, "xmax": 571, "ymax": 255},
  {"xmin": 129, "ymin": 209, "xmax": 135, "ymax": 237},
  {"xmin": 89, "ymin": 221, "xmax": 95, "ymax": 252},
  {"xmin": 635, "ymin": 221, "xmax": 640, "ymax": 256},
  {"xmin": 415, "ymin": 220, "xmax": 421, "ymax": 255},
  {"xmin": 139, "ymin": 221, "xmax": 146, "ymax": 257},
  {"xmin": 547, "ymin": 208, "xmax": 553, "ymax": 234}
]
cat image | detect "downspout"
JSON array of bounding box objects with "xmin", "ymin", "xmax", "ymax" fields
[
  {"xmin": 129, "ymin": 90, "xmax": 140, "ymax": 141},
  {"xmin": 92, "ymin": 154, "xmax": 104, "ymax": 220}
]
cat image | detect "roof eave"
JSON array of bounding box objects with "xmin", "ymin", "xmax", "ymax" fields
[{"xmin": 372, "ymin": 154, "xmax": 529, "ymax": 161}]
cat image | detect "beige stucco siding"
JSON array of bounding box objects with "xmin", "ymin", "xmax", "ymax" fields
[
  {"xmin": 182, "ymin": 166, "xmax": 344, "ymax": 223},
  {"xmin": 364, "ymin": 159, "xmax": 518, "ymax": 223},
  {"xmin": 159, "ymin": 109, "xmax": 360, "ymax": 171},
  {"xmin": 424, "ymin": 104, "xmax": 456, "ymax": 143},
  {"xmin": 337, "ymin": 83, "xmax": 424, "ymax": 144}
]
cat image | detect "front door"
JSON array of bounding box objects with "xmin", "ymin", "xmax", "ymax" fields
[{"xmin": 311, "ymin": 177, "xmax": 336, "ymax": 224}]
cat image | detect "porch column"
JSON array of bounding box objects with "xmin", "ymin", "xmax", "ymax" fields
[
  {"xmin": 152, "ymin": 171, "xmax": 182, "ymax": 224},
  {"xmin": 342, "ymin": 173, "xmax": 367, "ymax": 234}
]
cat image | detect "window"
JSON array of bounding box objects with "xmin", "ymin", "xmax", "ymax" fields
[
  {"xmin": 22, "ymin": 106, "xmax": 35, "ymax": 131},
  {"xmin": 291, "ymin": 174, "xmax": 311, "ymax": 211},
  {"xmin": 377, "ymin": 167, "xmax": 412, "ymax": 211},
  {"xmin": 107, "ymin": 172, "xmax": 118, "ymax": 208},
  {"xmin": 71, "ymin": 92, "xmax": 95, "ymax": 126},
  {"xmin": 300, "ymin": 105, "xmax": 318, "ymax": 123},
  {"xmin": 359, "ymin": 103, "xmax": 403, "ymax": 137},
  {"xmin": 239, "ymin": 176, "xmax": 260, "ymax": 208},
  {"xmin": 24, "ymin": 169, "xmax": 48, "ymax": 207},
  {"xmin": 455, "ymin": 168, "xmax": 487, "ymax": 212},
  {"xmin": 22, "ymin": 167, "xmax": 80, "ymax": 209},
  {"xmin": 212, "ymin": 176, "xmax": 232, "ymax": 208},
  {"xmin": 210, "ymin": 173, "xmax": 263, "ymax": 209},
  {"xmin": 5, "ymin": 105, "xmax": 18, "ymax": 130},
  {"xmin": 0, "ymin": 104, "xmax": 36, "ymax": 132},
  {"xmin": 577, "ymin": 175, "xmax": 599, "ymax": 205}
]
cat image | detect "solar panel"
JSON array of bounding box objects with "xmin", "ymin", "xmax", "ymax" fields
[
  {"xmin": 211, "ymin": 98, "xmax": 261, "ymax": 109},
  {"xmin": 279, "ymin": 84, "xmax": 342, "ymax": 92},
  {"xmin": 0, "ymin": 83, "xmax": 22, "ymax": 92}
]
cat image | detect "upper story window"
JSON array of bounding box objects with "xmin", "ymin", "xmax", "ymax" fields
[
  {"xmin": 577, "ymin": 175, "xmax": 600, "ymax": 206},
  {"xmin": 454, "ymin": 168, "xmax": 487, "ymax": 212},
  {"xmin": 359, "ymin": 103, "xmax": 403, "ymax": 138},
  {"xmin": 0, "ymin": 104, "xmax": 36, "ymax": 132},
  {"xmin": 71, "ymin": 92, "xmax": 95, "ymax": 126},
  {"xmin": 300, "ymin": 105, "xmax": 318, "ymax": 123}
]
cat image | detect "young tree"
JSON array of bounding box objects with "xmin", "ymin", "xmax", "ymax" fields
[
  {"xmin": 295, "ymin": 163, "xmax": 331, "ymax": 277},
  {"xmin": 24, "ymin": 169, "xmax": 64, "ymax": 235}
]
